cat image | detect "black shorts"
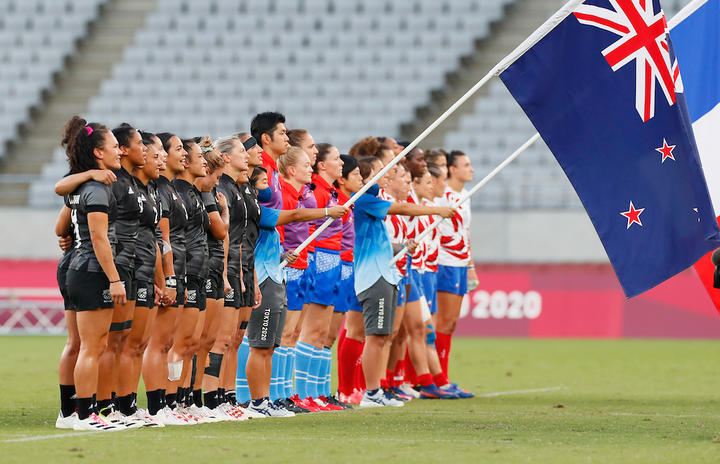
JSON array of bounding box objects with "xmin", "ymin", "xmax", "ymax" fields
[
  {"xmin": 117, "ymin": 265, "xmax": 137, "ymax": 301},
  {"xmin": 205, "ymin": 270, "xmax": 224, "ymax": 301},
  {"xmin": 358, "ymin": 277, "xmax": 398, "ymax": 336},
  {"xmin": 134, "ymin": 280, "xmax": 155, "ymax": 309},
  {"xmin": 169, "ymin": 275, "xmax": 186, "ymax": 308},
  {"xmin": 247, "ymin": 278, "xmax": 287, "ymax": 349},
  {"xmin": 241, "ymin": 269, "xmax": 255, "ymax": 307},
  {"xmin": 66, "ymin": 269, "xmax": 114, "ymax": 312},
  {"xmin": 57, "ymin": 261, "xmax": 73, "ymax": 311},
  {"xmin": 185, "ymin": 275, "xmax": 207, "ymax": 311},
  {"xmin": 224, "ymin": 274, "xmax": 243, "ymax": 309}
]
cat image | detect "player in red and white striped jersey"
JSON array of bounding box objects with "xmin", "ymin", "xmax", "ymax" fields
[{"xmin": 434, "ymin": 150, "xmax": 476, "ymax": 397}]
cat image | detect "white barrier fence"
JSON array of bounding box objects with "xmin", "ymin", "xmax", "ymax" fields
[{"xmin": 0, "ymin": 288, "xmax": 65, "ymax": 334}]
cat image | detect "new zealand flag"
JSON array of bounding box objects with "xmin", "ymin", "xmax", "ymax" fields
[{"xmin": 499, "ymin": 0, "xmax": 720, "ymax": 297}]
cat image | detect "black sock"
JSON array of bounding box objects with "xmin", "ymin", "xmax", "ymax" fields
[
  {"xmin": 218, "ymin": 388, "xmax": 226, "ymax": 404},
  {"xmin": 204, "ymin": 390, "xmax": 218, "ymax": 410},
  {"xmin": 160, "ymin": 389, "xmax": 167, "ymax": 409},
  {"xmin": 147, "ymin": 389, "xmax": 163, "ymax": 415},
  {"xmin": 190, "ymin": 355, "xmax": 198, "ymax": 392},
  {"xmin": 97, "ymin": 398, "xmax": 113, "ymax": 415},
  {"xmin": 76, "ymin": 397, "xmax": 94, "ymax": 420},
  {"xmin": 226, "ymin": 391, "xmax": 237, "ymax": 406},
  {"xmin": 59, "ymin": 384, "xmax": 76, "ymax": 418},
  {"xmin": 166, "ymin": 393, "xmax": 177, "ymax": 410},
  {"xmin": 92, "ymin": 394, "xmax": 98, "ymax": 414},
  {"xmin": 193, "ymin": 389, "xmax": 203, "ymax": 408},
  {"xmin": 131, "ymin": 392, "xmax": 138, "ymax": 413},
  {"xmin": 179, "ymin": 387, "xmax": 188, "ymax": 407},
  {"xmin": 116, "ymin": 394, "xmax": 134, "ymax": 416}
]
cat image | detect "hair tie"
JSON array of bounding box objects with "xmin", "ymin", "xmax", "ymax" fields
[
  {"xmin": 85, "ymin": 126, "xmax": 93, "ymax": 136},
  {"xmin": 201, "ymin": 145, "xmax": 214, "ymax": 153}
]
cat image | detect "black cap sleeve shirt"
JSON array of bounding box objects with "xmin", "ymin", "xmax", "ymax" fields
[
  {"xmin": 133, "ymin": 179, "xmax": 161, "ymax": 284},
  {"xmin": 68, "ymin": 180, "xmax": 118, "ymax": 273},
  {"xmin": 241, "ymin": 181, "xmax": 261, "ymax": 273},
  {"xmin": 202, "ymin": 189, "xmax": 225, "ymax": 274},
  {"xmin": 216, "ymin": 173, "xmax": 246, "ymax": 278},
  {"xmin": 155, "ymin": 176, "xmax": 188, "ymax": 277},
  {"xmin": 174, "ymin": 179, "xmax": 209, "ymax": 279},
  {"xmin": 111, "ymin": 167, "xmax": 142, "ymax": 269}
]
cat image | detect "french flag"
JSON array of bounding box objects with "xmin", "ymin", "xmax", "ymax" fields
[{"xmin": 672, "ymin": 0, "xmax": 720, "ymax": 311}]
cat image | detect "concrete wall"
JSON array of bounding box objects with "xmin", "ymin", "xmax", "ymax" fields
[
  {"xmin": 470, "ymin": 210, "xmax": 608, "ymax": 263},
  {"xmin": 0, "ymin": 207, "xmax": 609, "ymax": 263}
]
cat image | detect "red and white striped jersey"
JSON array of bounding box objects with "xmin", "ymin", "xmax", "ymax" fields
[
  {"xmin": 422, "ymin": 197, "xmax": 440, "ymax": 273},
  {"xmin": 379, "ymin": 188, "xmax": 408, "ymax": 276},
  {"xmin": 436, "ymin": 186, "xmax": 471, "ymax": 267},
  {"xmin": 406, "ymin": 188, "xmax": 429, "ymax": 271}
]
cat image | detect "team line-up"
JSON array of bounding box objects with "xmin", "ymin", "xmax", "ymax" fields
[{"xmin": 53, "ymin": 111, "xmax": 477, "ymax": 431}]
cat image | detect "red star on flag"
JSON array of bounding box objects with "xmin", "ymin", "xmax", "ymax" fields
[
  {"xmin": 620, "ymin": 201, "xmax": 645, "ymax": 229},
  {"xmin": 655, "ymin": 138, "xmax": 676, "ymax": 163}
]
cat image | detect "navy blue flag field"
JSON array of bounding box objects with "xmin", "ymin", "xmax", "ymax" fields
[{"xmin": 499, "ymin": 0, "xmax": 720, "ymax": 297}]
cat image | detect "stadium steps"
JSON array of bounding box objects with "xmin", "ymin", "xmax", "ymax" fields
[
  {"xmin": 0, "ymin": 0, "xmax": 157, "ymax": 206},
  {"xmin": 400, "ymin": 0, "xmax": 567, "ymax": 150}
]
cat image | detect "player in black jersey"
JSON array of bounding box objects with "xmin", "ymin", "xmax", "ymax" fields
[
  {"xmin": 230, "ymin": 133, "xmax": 264, "ymax": 406},
  {"xmin": 115, "ymin": 131, "xmax": 164, "ymax": 426},
  {"xmin": 53, "ymin": 168, "xmax": 116, "ymax": 429},
  {"xmin": 60, "ymin": 116, "xmax": 124, "ymax": 431},
  {"xmin": 144, "ymin": 133, "xmax": 191, "ymax": 424},
  {"xmin": 208, "ymin": 135, "xmax": 252, "ymax": 417},
  {"xmin": 94, "ymin": 123, "xmax": 146, "ymax": 423},
  {"xmin": 191, "ymin": 138, "xmax": 232, "ymax": 419},
  {"xmin": 168, "ymin": 139, "xmax": 209, "ymax": 417}
]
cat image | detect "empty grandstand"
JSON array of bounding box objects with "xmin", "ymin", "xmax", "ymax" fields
[{"xmin": 0, "ymin": 0, "xmax": 693, "ymax": 212}]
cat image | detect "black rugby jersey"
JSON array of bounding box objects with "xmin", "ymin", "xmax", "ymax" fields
[
  {"xmin": 133, "ymin": 179, "xmax": 160, "ymax": 283},
  {"xmin": 174, "ymin": 178, "xmax": 209, "ymax": 279},
  {"xmin": 68, "ymin": 180, "xmax": 118, "ymax": 273},
  {"xmin": 217, "ymin": 173, "xmax": 246, "ymax": 277},
  {"xmin": 240, "ymin": 180, "xmax": 261, "ymax": 274},
  {"xmin": 202, "ymin": 188, "xmax": 225, "ymax": 274},
  {"xmin": 155, "ymin": 175, "xmax": 188, "ymax": 277},
  {"xmin": 111, "ymin": 167, "xmax": 141, "ymax": 269}
]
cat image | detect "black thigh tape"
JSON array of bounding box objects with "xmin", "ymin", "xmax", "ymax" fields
[
  {"xmin": 203, "ymin": 352, "xmax": 223, "ymax": 377},
  {"xmin": 239, "ymin": 320, "xmax": 249, "ymax": 330}
]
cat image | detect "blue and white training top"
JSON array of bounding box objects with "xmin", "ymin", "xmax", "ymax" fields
[
  {"xmin": 254, "ymin": 205, "xmax": 283, "ymax": 285},
  {"xmin": 352, "ymin": 192, "xmax": 400, "ymax": 295}
]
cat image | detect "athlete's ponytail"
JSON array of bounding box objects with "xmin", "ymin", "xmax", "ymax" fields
[
  {"xmin": 61, "ymin": 115, "xmax": 109, "ymax": 174},
  {"xmin": 198, "ymin": 136, "xmax": 224, "ymax": 173}
]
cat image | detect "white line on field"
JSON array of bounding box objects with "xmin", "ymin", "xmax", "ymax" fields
[
  {"xmin": 476, "ymin": 386, "xmax": 567, "ymax": 397},
  {"xmin": 0, "ymin": 432, "xmax": 93, "ymax": 443}
]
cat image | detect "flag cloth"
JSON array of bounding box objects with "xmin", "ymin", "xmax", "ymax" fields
[
  {"xmin": 499, "ymin": 0, "xmax": 720, "ymax": 298},
  {"xmin": 670, "ymin": 0, "xmax": 720, "ymax": 311}
]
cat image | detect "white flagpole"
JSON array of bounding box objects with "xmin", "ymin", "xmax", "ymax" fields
[
  {"xmin": 390, "ymin": 133, "xmax": 540, "ymax": 266},
  {"xmin": 278, "ymin": 0, "xmax": 585, "ymax": 269}
]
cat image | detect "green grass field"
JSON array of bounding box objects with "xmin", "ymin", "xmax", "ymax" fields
[{"xmin": 2, "ymin": 336, "xmax": 720, "ymax": 463}]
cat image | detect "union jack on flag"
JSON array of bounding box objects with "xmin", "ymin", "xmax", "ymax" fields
[{"xmin": 573, "ymin": 0, "xmax": 683, "ymax": 121}]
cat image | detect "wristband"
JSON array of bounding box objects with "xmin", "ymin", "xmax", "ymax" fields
[
  {"xmin": 109, "ymin": 279, "xmax": 120, "ymax": 284},
  {"xmin": 324, "ymin": 207, "xmax": 328, "ymax": 217},
  {"xmin": 165, "ymin": 275, "xmax": 177, "ymax": 289}
]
